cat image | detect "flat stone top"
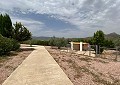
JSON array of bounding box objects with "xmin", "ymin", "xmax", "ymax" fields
[{"xmin": 2, "ymin": 46, "xmax": 73, "ymax": 85}]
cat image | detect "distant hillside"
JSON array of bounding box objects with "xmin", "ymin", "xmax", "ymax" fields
[
  {"xmin": 105, "ymin": 32, "xmax": 120, "ymax": 39},
  {"xmin": 105, "ymin": 32, "xmax": 120, "ymax": 46},
  {"xmin": 32, "ymin": 32, "xmax": 120, "ymax": 40},
  {"xmin": 32, "ymin": 36, "xmax": 51, "ymax": 40}
]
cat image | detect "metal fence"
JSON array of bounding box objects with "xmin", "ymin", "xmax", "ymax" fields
[
  {"xmin": 99, "ymin": 47, "xmax": 120, "ymax": 61},
  {"xmin": 77, "ymin": 45, "xmax": 120, "ymax": 61}
]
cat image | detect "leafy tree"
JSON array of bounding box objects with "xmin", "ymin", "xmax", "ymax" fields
[
  {"xmin": 104, "ymin": 40, "xmax": 115, "ymax": 48},
  {"xmin": 55, "ymin": 37, "xmax": 67, "ymax": 49},
  {"xmin": 0, "ymin": 14, "xmax": 13, "ymax": 38},
  {"xmin": 114, "ymin": 37, "xmax": 120, "ymax": 46},
  {"xmin": 49, "ymin": 36, "xmax": 56, "ymax": 46},
  {"xmin": 49, "ymin": 37, "xmax": 67, "ymax": 49},
  {"xmin": 0, "ymin": 14, "xmax": 3, "ymax": 35},
  {"xmin": 91, "ymin": 30, "xmax": 115, "ymax": 54},
  {"xmin": 92, "ymin": 30, "xmax": 105, "ymax": 54},
  {"xmin": 13, "ymin": 22, "xmax": 31, "ymax": 41}
]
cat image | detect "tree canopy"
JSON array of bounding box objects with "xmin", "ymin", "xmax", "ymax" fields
[
  {"xmin": 92, "ymin": 30, "xmax": 105, "ymax": 46},
  {"xmin": 0, "ymin": 14, "xmax": 13, "ymax": 38},
  {"xmin": 13, "ymin": 22, "xmax": 31, "ymax": 41},
  {"xmin": 0, "ymin": 13, "xmax": 31, "ymax": 41},
  {"xmin": 91, "ymin": 30, "xmax": 115, "ymax": 54}
]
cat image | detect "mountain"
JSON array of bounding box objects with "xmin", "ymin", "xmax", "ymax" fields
[
  {"xmin": 105, "ymin": 32, "xmax": 120, "ymax": 46},
  {"xmin": 105, "ymin": 32, "xmax": 120, "ymax": 39},
  {"xmin": 32, "ymin": 36, "xmax": 51, "ymax": 40},
  {"xmin": 32, "ymin": 32, "xmax": 120, "ymax": 40}
]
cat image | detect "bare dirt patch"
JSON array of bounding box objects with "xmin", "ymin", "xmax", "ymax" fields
[
  {"xmin": 45, "ymin": 46, "xmax": 120, "ymax": 85},
  {"xmin": 0, "ymin": 47, "xmax": 34, "ymax": 85}
]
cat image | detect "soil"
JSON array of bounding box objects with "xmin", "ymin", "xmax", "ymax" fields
[
  {"xmin": 0, "ymin": 45, "xmax": 34, "ymax": 85},
  {"xmin": 46, "ymin": 46, "xmax": 120, "ymax": 85}
]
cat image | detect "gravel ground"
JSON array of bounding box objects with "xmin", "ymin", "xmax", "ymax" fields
[
  {"xmin": 0, "ymin": 46, "xmax": 33, "ymax": 85},
  {"xmin": 46, "ymin": 46, "xmax": 120, "ymax": 85}
]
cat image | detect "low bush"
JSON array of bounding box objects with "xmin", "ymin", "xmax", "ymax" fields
[
  {"xmin": 0, "ymin": 34, "xmax": 20, "ymax": 56},
  {"xmin": 21, "ymin": 39, "xmax": 49, "ymax": 46},
  {"xmin": 49, "ymin": 37, "xmax": 67, "ymax": 49},
  {"xmin": 11, "ymin": 39, "xmax": 20, "ymax": 51}
]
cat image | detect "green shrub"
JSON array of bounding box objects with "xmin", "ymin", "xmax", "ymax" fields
[
  {"xmin": 0, "ymin": 34, "xmax": 20, "ymax": 56},
  {"xmin": 21, "ymin": 39, "xmax": 49, "ymax": 46},
  {"xmin": 11, "ymin": 39, "xmax": 20, "ymax": 51},
  {"xmin": 0, "ymin": 35, "xmax": 12, "ymax": 55},
  {"xmin": 49, "ymin": 37, "xmax": 67, "ymax": 49}
]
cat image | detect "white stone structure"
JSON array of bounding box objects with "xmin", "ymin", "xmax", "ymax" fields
[{"xmin": 70, "ymin": 42, "xmax": 89, "ymax": 51}]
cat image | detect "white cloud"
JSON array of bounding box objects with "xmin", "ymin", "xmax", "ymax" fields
[
  {"xmin": 0, "ymin": 0, "xmax": 120, "ymax": 37},
  {"xmin": 11, "ymin": 16, "xmax": 45, "ymax": 36}
]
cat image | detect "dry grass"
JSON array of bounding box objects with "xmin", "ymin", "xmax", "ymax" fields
[
  {"xmin": 0, "ymin": 48, "xmax": 33, "ymax": 85},
  {"xmin": 46, "ymin": 46, "xmax": 120, "ymax": 85}
]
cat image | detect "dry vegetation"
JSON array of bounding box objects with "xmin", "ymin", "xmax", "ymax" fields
[
  {"xmin": 0, "ymin": 47, "xmax": 34, "ymax": 85},
  {"xmin": 46, "ymin": 46, "xmax": 120, "ymax": 85}
]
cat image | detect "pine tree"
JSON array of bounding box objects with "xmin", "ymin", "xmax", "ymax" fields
[
  {"xmin": 0, "ymin": 14, "xmax": 13, "ymax": 38},
  {"xmin": 13, "ymin": 22, "xmax": 31, "ymax": 41}
]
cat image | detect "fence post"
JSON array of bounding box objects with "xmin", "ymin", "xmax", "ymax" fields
[
  {"xmin": 115, "ymin": 47, "xmax": 118, "ymax": 61},
  {"xmin": 96, "ymin": 45, "xmax": 98, "ymax": 57},
  {"xmin": 89, "ymin": 45, "xmax": 91, "ymax": 56}
]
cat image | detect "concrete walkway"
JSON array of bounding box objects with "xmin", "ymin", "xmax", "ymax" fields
[{"xmin": 2, "ymin": 46, "xmax": 73, "ymax": 85}]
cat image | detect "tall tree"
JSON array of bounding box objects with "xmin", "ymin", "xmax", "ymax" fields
[
  {"xmin": 13, "ymin": 22, "xmax": 31, "ymax": 41},
  {"xmin": 0, "ymin": 14, "xmax": 13, "ymax": 38},
  {"xmin": 92, "ymin": 30, "xmax": 105, "ymax": 54},
  {"xmin": 3, "ymin": 14, "xmax": 13, "ymax": 38},
  {"xmin": 0, "ymin": 14, "xmax": 4, "ymax": 35}
]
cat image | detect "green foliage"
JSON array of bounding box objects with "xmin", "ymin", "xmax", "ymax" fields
[
  {"xmin": 49, "ymin": 36, "xmax": 56, "ymax": 46},
  {"xmin": 22, "ymin": 39, "xmax": 49, "ymax": 46},
  {"xmin": 49, "ymin": 37, "xmax": 67, "ymax": 49},
  {"xmin": 0, "ymin": 34, "xmax": 20, "ymax": 56},
  {"xmin": 114, "ymin": 37, "xmax": 120, "ymax": 46},
  {"xmin": 104, "ymin": 40, "xmax": 115, "ymax": 48},
  {"xmin": 91, "ymin": 30, "xmax": 105, "ymax": 54},
  {"xmin": 0, "ymin": 35, "xmax": 13, "ymax": 55},
  {"xmin": 13, "ymin": 22, "xmax": 31, "ymax": 41},
  {"xmin": 11, "ymin": 39, "xmax": 20, "ymax": 51},
  {"xmin": 55, "ymin": 38, "xmax": 67, "ymax": 49},
  {"xmin": 90, "ymin": 30, "xmax": 115, "ymax": 54},
  {"xmin": 0, "ymin": 14, "xmax": 13, "ymax": 38},
  {"xmin": 92, "ymin": 30, "xmax": 105, "ymax": 46},
  {"xmin": 0, "ymin": 14, "xmax": 31, "ymax": 42}
]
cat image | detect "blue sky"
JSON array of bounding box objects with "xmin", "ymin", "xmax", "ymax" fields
[{"xmin": 0, "ymin": 0, "xmax": 120, "ymax": 38}]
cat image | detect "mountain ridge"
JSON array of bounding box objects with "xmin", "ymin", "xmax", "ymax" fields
[{"xmin": 32, "ymin": 32, "xmax": 120, "ymax": 40}]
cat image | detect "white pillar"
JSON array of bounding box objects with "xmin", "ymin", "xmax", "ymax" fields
[
  {"xmin": 71, "ymin": 42, "xmax": 73, "ymax": 50},
  {"xmin": 80, "ymin": 42, "xmax": 82, "ymax": 51}
]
